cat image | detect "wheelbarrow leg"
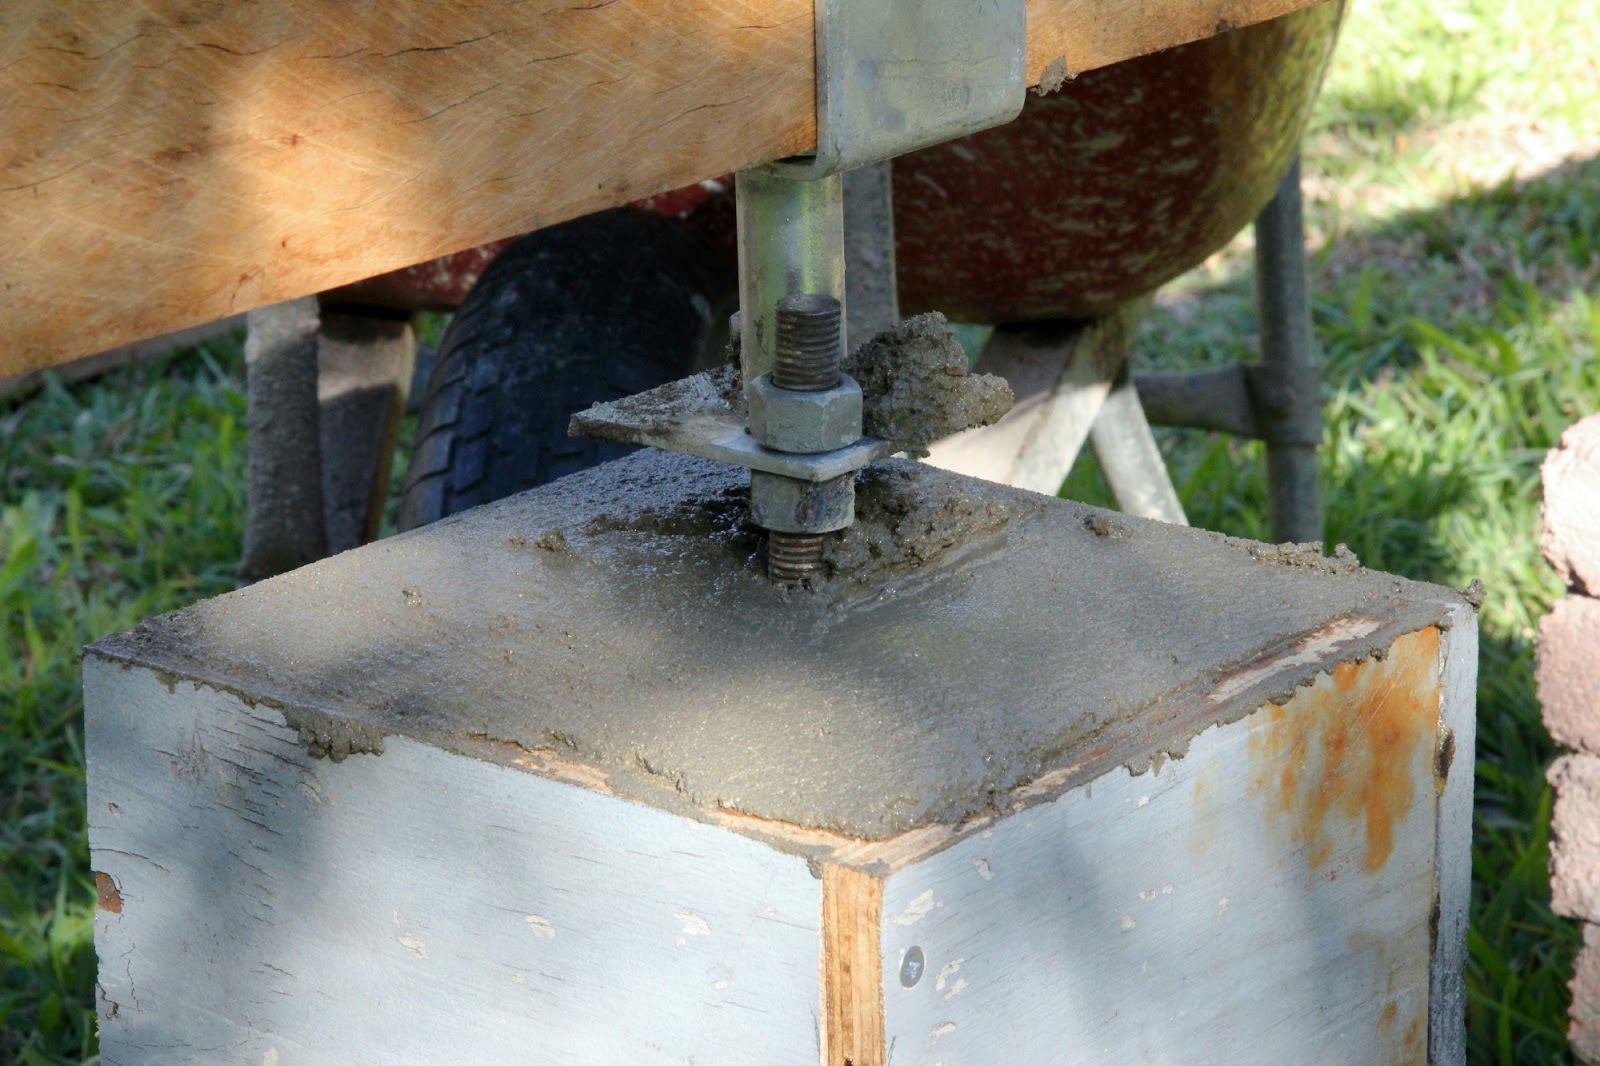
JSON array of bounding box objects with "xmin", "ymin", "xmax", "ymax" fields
[
  {"xmin": 1254, "ymin": 154, "xmax": 1323, "ymax": 544},
  {"xmin": 921, "ymin": 295, "xmax": 1188, "ymax": 523},
  {"xmin": 315, "ymin": 307, "xmax": 416, "ymax": 553},
  {"xmin": 923, "ymin": 300, "xmax": 1149, "ymax": 494},
  {"xmin": 239, "ymin": 298, "xmax": 327, "ymax": 585},
  {"xmin": 239, "ymin": 299, "xmax": 415, "ymax": 584},
  {"xmin": 1130, "ymin": 155, "xmax": 1324, "ymax": 542},
  {"xmin": 1088, "ymin": 367, "xmax": 1188, "ymax": 524}
]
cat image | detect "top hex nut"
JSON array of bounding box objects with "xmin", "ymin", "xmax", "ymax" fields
[{"xmin": 747, "ymin": 373, "xmax": 864, "ymax": 455}]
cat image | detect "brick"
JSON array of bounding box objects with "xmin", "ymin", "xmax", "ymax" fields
[
  {"xmin": 1539, "ymin": 594, "xmax": 1600, "ymax": 755},
  {"xmin": 1542, "ymin": 414, "xmax": 1600, "ymax": 595},
  {"xmin": 1550, "ymin": 755, "xmax": 1600, "ymax": 922},
  {"xmin": 1574, "ymin": 922, "xmax": 1600, "ymax": 1065}
]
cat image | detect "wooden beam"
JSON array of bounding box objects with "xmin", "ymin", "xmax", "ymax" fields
[
  {"xmin": 0, "ymin": 0, "xmax": 1323, "ymax": 375},
  {"xmin": 0, "ymin": 314, "xmax": 243, "ymax": 401},
  {"xmin": 1027, "ymin": 0, "xmax": 1325, "ymax": 78}
]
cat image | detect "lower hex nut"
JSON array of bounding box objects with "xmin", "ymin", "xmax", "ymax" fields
[{"xmin": 749, "ymin": 471, "xmax": 855, "ymax": 534}]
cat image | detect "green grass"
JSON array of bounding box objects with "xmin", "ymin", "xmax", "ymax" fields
[
  {"xmin": 1, "ymin": 345, "xmax": 248, "ymax": 1064},
  {"xmin": 3, "ymin": 0, "xmax": 1599, "ymax": 1061}
]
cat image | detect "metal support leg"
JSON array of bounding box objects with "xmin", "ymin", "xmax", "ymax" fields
[
  {"xmin": 241, "ymin": 300, "xmax": 416, "ymax": 582},
  {"xmin": 239, "ymin": 298, "xmax": 326, "ymax": 584},
  {"xmin": 735, "ymin": 169, "xmax": 846, "ymax": 383},
  {"xmin": 842, "ymin": 161, "xmax": 900, "ymax": 346},
  {"xmin": 735, "ymin": 167, "xmax": 856, "ymax": 579},
  {"xmin": 1129, "ymin": 155, "xmax": 1323, "ymax": 541},
  {"xmin": 1129, "ymin": 364, "xmax": 1259, "ymax": 438},
  {"xmin": 1254, "ymin": 155, "xmax": 1323, "ymax": 544}
]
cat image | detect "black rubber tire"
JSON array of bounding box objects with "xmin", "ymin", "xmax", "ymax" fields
[{"xmin": 397, "ymin": 208, "xmax": 736, "ymax": 531}]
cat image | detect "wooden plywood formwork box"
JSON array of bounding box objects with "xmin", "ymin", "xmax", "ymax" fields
[{"xmin": 84, "ymin": 451, "xmax": 1476, "ymax": 1064}]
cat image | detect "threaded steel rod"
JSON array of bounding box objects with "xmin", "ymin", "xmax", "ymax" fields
[
  {"xmin": 767, "ymin": 531, "xmax": 827, "ymax": 582},
  {"xmin": 771, "ymin": 293, "xmax": 843, "ymax": 392}
]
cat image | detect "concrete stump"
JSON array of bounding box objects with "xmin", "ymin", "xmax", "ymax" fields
[{"xmin": 85, "ymin": 451, "xmax": 1476, "ymax": 1065}]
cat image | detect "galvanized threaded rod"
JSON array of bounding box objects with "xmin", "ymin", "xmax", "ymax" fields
[
  {"xmin": 734, "ymin": 169, "xmax": 846, "ymax": 384},
  {"xmin": 767, "ymin": 532, "xmax": 830, "ymax": 582},
  {"xmin": 767, "ymin": 293, "xmax": 844, "ymax": 583},
  {"xmin": 771, "ymin": 293, "xmax": 843, "ymax": 392}
]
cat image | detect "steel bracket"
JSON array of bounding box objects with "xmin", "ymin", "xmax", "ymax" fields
[{"xmin": 775, "ymin": 0, "xmax": 1028, "ymax": 180}]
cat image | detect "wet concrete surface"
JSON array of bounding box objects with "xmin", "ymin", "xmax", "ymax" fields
[{"xmin": 92, "ymin": 450, "xmax": 1467, "ymax": 840}]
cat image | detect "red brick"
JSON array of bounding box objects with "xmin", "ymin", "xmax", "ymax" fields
[
  {"xmin": 1543, "ymin": 414, "xmax": 1600, "ymax": 596},
  {"xmin": 1550, "ymin": 756, "xmax": 1600, "ymax": 923},
  {"xmin": 1574, "ymin": 922, "xmax": 1600, "ymax": 1065},
  {"xmin": 1539, "ymin": 595, "xmax": 1600, "ymax": 755}
]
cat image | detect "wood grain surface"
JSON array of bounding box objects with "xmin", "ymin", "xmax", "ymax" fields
[
  {"xmin": 822, "ymin": 863, "xmax": 886, "ymax": 1066},
  {"xmin": 1026, "ymin": 0, "xmax": 1324, "ymax": 76},
  {"xmin": 2, "ymin": 0, "xmax": 1321, "ymax": 372}
]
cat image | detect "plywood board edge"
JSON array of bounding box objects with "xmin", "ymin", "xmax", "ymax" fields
[
  {"xmin": 824, "ymin": 604, "xmax": 1463, "ymax": 877},
  {"xmin": 821, "ymin": 864, "xmax": 886, "ymax": 1066},
  {"xmin": 1429, "ymin": 605, "xmax": 1479, "ymax": 1063}
]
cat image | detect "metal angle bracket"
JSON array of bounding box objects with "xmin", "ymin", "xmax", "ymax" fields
[{"xmin": 775, "ymin": 0, "xmax": 1028, "ymax": 180}]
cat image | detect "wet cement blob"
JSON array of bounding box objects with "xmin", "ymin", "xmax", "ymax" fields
[
  {"xmin": 821, "ymin": 462, "xmax": 1039, "ymax": 594},
  {"xmin": 845, "ymin": 313, "xmax": 1013, "ymax": 450}
]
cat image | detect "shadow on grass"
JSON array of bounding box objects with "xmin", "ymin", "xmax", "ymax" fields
[{"xmin": 1136, "ymin": 150, "xmax": 1600, "ymax": 384}]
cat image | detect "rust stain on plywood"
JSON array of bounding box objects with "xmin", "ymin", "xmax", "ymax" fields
[
  {"xmin": 1376, "ymin": 999, "xmax": 1427, "ymax": 1065},
  {"xmin": 1402, "ymin": 1014, "xmax": 1426, "ymax": 1063},
  {"xmin": 94, "ymin": 870, "xmax": 123, "ymax": 914},
  {"xmin": 1249, "ymin": 626, "xmax": 1442, "ymax": 873},
  {"xmin": 1374, "ymin": 934, "xmax": 1429, "ymax": 1066}
]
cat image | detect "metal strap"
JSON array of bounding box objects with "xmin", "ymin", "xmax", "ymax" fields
[{"xmin": 775, "ymin": 0, "xmax": 1028, "ymax": 179}]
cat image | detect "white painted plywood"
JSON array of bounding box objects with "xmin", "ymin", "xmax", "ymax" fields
[
  {"xmin": 877, "ymin": 627, "xmax": 1457, "ymax": 1065},
  {"xmin": 86, "ymin": 659, "xmax": 824, "ymax": 1066}
]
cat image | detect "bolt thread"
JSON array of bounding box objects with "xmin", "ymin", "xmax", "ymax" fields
[
  {"xmin": 771, "ymin": 293, "xmax": 842, "ymax": 392},
  {"xmin": 767, "ymin": 531, "xmax": 827, "ymax": 583}
]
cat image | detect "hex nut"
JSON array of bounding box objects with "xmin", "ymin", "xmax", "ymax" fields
[
  {"xmin": 749, "ymin": 472, "xmax": 855, "ymax": 534},
  {"xmin": 747, "ymin": 373, "xmax": 863, "ymax": 455}
]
